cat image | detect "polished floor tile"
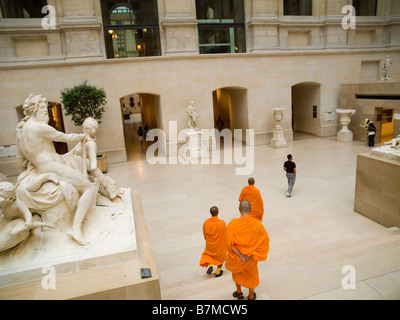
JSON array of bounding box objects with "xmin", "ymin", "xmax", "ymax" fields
[{"xmin": 105, "ymin": 125, "xmax": 400, "ymax": 300}]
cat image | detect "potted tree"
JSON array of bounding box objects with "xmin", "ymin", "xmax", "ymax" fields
[
  {"xmin": 61, "ymin": 80, "xmax": 108, "ymax": 171},
  {"xmin": 61, "ymin": 80, "xmax": 107, "ymax": 126}
]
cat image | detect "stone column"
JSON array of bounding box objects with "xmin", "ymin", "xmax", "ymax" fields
[
  {"xmin": 270, "ymin": 108, "xmax": 288, "ymax": 148},
  {"xmin": 336, "ymin": 109, "xmax": 356, "ymax": 142},
  {"xmin": 247, "ymin": 0, "xmax": 279, "ymax": 52},
  {"xmin": 60, "ymin": 0, "xmax": 103, "ymax": 60},
  {"xmin": 161, "ymin": 0, "xmax": 198, "ymax": 56}
]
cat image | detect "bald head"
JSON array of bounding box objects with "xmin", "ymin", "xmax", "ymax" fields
[
  {"xmin": 210, "ymin": 206, "xmax": 219, "ymax": 216},
  {"xmin": 248, "ymin": 177, "xmax": 255, "ymax": 185},
  {"xmin": 239, "ymin": 200, "xmax": 251, "ymax": 216}
]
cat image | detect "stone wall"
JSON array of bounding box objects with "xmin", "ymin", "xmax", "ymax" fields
[{"xmin": 354, "ymin": 153, "xmax": 400, "ymax": 228}]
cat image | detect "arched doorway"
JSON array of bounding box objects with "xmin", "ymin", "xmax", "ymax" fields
[
  {"xmin": 120, "ymin": 93, "xmax": 161, "ymax": 161},
  {"xmin": 291, "ymin": 82, "xmax": 321, "ymax": 139},
  {"xmin": 212, "ymin": 87, "xmax": 248, "ymax": 143}
]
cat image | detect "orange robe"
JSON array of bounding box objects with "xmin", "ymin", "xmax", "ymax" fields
[
  {"xmin": 225, "ymin": 215, "xmax": 269, "ymax": 289},
  {"xmin": 199, "ymin": 216, "xmax": 227, "ymax": 267},
  {"xmin": 239, "ymin": 185, "xmax": 264, "ymax": 221}
]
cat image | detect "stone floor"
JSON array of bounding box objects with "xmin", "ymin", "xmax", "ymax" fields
[{"xmin": 104, "ymin": 120, "xmax": 400, "ymax": 300}]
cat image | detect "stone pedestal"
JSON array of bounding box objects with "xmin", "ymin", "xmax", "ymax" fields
[
  {"xmin": 337, "ymin": 131, "xmax": 354, "ymax": 143},
  {"xmin": 270, "ymin": 108, "xmax": 288, "ymax": 148},
  {"xmin": 354, "ymin": 153, "xmax": 400, "ymax": 228},
  {"xmin": 179, "ymin": 129, "xmax": 208, "ymax": 161},
  {"xmin": 336, "ymin": 109, "xmax": 356, "ymax": 143},
  {"xmin": 0, "ymin": 190, "xmax": 161, "ymax": 300}
]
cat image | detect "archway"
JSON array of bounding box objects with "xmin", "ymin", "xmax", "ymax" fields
[
  {"xmin": 291, "ymin": 82, "xmax": 321, "ymax": 139},
  {"xmin": 120, "ymin": 93, "xmax": 161, "ymax": 161},
  {"xmin": 212, "ymin": 87, "xmax": 248, "ymax": 143}
]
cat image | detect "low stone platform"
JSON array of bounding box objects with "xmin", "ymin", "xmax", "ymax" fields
[
  {"xmin": 354, "ymin": 153, "xmax": 400, "ymax": 228},
  {"xmin": 0, "ymin": 189, "xmax": 161, "ymax": 300}
]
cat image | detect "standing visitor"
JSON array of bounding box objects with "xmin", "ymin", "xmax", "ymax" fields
[
  {"xmin": 368, "ymin": 122, "xmax": 376, "ymax": 147},
  {"xmin": 283, "ymin": 154, "xmax": 296, "ymax": 197}
]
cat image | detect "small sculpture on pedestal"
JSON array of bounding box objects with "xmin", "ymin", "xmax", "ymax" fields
[
  {"xmin": 180, "ymin": 101, "xmax": 207, "ymax": 161},
  {"xmin": 382, "ymin": 55, "xmax": 392, "ymax": 81},
  {"xmin": 186, "ymin": 101, "xmax": 198, "ymax": 129},
  {"xmin": 336, "ymin": 109, "xmax": 356, "ymax": 143},
  {"xmin": 270, "ymin": 108, "xmax": 287, "ymax": 148}
]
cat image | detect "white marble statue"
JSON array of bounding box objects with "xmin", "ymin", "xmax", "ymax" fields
[
  {"xmin": 0, "ymin": 181, "xmax": 53, "ymax": 252},
  {"xmin": 382, "ymin": 55, "xmax": 392, "ymax": 81},
  {"xmin": 186, "ymin": 101, "xmax": 198, "ymax": 129},
  {"xmin": 67, "ymin": 117, "xmax": 123, "ymax": 200},
  {"xmin": 384, "ymin": 136, "xmax": 400, "ymax": 149},
  {"xmin": 16, "ymin": 94, "xmax": 98, "ymax": 244}
]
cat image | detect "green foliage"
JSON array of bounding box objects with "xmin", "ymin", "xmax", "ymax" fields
[{"xmin": 60, "ymin": 80, "xmax": 107, "ymax": 126}]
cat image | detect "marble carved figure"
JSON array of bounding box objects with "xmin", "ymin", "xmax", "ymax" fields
[
  {"xmin": 382, "ymin": 55, "xmax": 392, "ymax": 80},
  {"xmin": 15, "ymin": 94, "xmax": 98, "ymax": 245},
  {"xmin": 186, "ymin": 101, "xmax": 198, "ymax": 129},
  {"xmin": 0, "ymin": 181, "xmax": 54, "ymax": 252},
  {"xmin": 67, "ymin": 117, "xmax": 123, "ymax": 201}
]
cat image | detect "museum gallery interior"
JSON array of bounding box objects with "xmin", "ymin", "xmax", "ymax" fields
[{"xmin": 0, "ymin": 0, "xmax": 399, "ymax": 300}]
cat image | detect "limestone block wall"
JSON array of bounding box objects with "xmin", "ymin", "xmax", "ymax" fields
[
  {"xmin": 340, "ymin": 81, "xmax": 400, "ymax": 143},
  {"xmin": 0, "ymin": 0, "xmax": 104, "ymax": 63},
  {"xmin": 354, "ymin": 153, "xmax": 400, "ymax": 228},
  {"xmin": 0, "ymin": 0, "xmax": 400, "ymax": 176}
]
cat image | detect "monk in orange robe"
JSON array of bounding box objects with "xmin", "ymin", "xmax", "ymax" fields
[
  {"xmin": 199, "ymin": 206, "xmax": 227, "ymax": 277},
  {"xmin": 238, "ymin": 177, "xmax": 264, "ymax": 221},
  {"xmin": 225, "ymin": 200, "xmax": 269, "ymax": 300}
]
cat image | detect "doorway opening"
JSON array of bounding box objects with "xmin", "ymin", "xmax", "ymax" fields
[
  {"xmin": 291, "ymin": 82, "xmax": 321, "ymax": 140},
  {"xmin": 120, "ymin": 93, "xmax": 161, "ymax": 161},
  {"xmin": 212, "ymin": 87, "xmax": 248, "ymax": 143},
  {"xmin": 379, "ymin": 108, "xmax": 394, "ymax": 143}
]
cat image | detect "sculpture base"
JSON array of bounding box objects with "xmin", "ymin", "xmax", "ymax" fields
[
  {"xmin": 371, "ymin": 145, "xmax": 400, "ymax": 162},
  {"xmin": 0, "ymin": 190, "xmax": 161, "ymax": 300},
  {"xmin": 354, "ymin": 153, "xmax": 400, "ymax": 228},
  {"xmin": 270, "ymin": 128, "xmax": 288, "ymax": 149},
  {"xmin": 179, "ymin": 129, "xmax": 208, "ymax": 161},
  {"xmin": 337, "ymin": 131, "xmax": 353, "ymax": 143}
]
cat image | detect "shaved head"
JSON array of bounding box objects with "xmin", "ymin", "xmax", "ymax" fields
[
  {"xmin": 210, "ymin": 206, "xmax": 219, "ymax": 216},
  {"xmin": 248, "ymin": 177, "xmax": 255, "ymax": 185},
  {"xmin": 239, "ymin": 200, "xmax": 251, "ymax": 214}
]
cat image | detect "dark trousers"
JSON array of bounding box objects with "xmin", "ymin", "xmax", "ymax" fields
[{"xmin": 368, "ymin": 134, "xmax": 375, "ymax": 147}]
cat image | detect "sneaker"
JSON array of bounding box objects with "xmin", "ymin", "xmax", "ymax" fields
[{"xmin": 286, "ymin": 192, "xmax": 291, "ymax": 197}]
